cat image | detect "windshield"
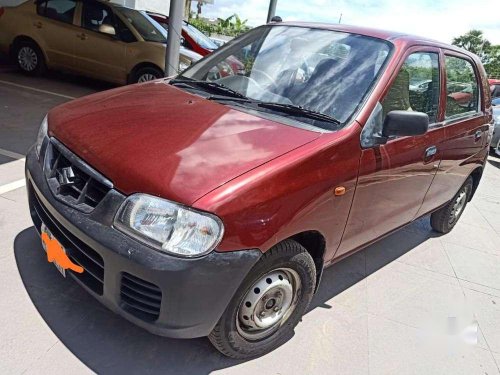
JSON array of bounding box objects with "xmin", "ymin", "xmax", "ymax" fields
[
  {"xmin": 184, "ymin": 22, "xmax": 219, "ymax": 50},
  {"xmin": 179, "ymin": 25, "xmax": 392, "ymax": 129},
  {"xmin": 117, "ymin": 8, "xmax": 167, "ymax": 43}
]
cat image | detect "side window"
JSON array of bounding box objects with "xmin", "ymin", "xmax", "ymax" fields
[
  {"xmin": 115, "ymin": 16, "xmax": 137, "ymax": 43},
  {"xmin": 445, "ymin": 56, "xmax": 479, "ymax": 117},
  {"xmin": 382, "ymin": 52, "xmax": 440, "ymax": 123},
  {"xmin": 82, "ymin": 1, "xmax": 112, "ymax": 33},
  {"xmin": 37, "ymin": 0, "xmax": 76, "ymax": 24}
]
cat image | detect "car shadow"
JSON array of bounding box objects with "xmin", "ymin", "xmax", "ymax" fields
[
  {"xmin": 14, "ymin": 217, "xmax": 436, "ymax": 374},
  {"xmin": 487, "ymin": 157, "xmax": 500, "ymax": 169}
]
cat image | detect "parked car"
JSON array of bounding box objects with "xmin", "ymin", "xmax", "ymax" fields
[
  {"xmin": 489, "ymin": 78, "xmax": 500, "ymax": 106},
  {"xmin": 26, "ymin": 23, "xmax": 492, "ymax": 359},
  {"xmin": 147, "ymin": 12, "xmax": 244, "ymax": 76},
  {"xmin": 0, "ymin": 0, "xmax": 202, "ymax": 84},
  {"xmin": 146, "ymin": 12, "xmax": 219, "ymax": 56},
  {"xmin": 491, "ymin": 106, "xmax": 500, "ymax": 155}
]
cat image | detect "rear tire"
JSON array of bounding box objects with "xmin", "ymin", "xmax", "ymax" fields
[
  {"xmin": 430, "ymin": 176, "xmax": 473, "ymax": 234},
  {"xmin": 130, "ymin": 66, "xmax": 164, "ymax": 84},
  {"xmin": 209, "ymin": 239, "xmax": 316, "ymax": 359},
  {"xmin": 13, "ymin": 40, "xmax": 45, "ymax": 75}
]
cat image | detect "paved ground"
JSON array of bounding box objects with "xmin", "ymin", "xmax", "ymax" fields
[{"xmin": 1, "ymin": 62, "xmax": 500, "ymax": 375}]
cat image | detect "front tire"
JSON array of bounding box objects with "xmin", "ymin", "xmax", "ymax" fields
[
  {"xmin": 430, "ymin": 176, "xmax": 473, "ymax": 234},
  {"xmin": 14, "ymin": 40, "xmax": 45, "ymax": 75},
  {"xmin": 209, "ymin": 240, "xmax": 316, "ymax": 359}
]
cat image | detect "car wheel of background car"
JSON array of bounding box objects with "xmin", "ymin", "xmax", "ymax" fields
[
  {"xmin": 208, "ymin": 239, "xmax": 316, "ymax": 359},
  {"xmin": 131, "ymin": 66, "xmax": 164, "ymax": 83},
  {"xmin": 14, "ymin": 40, "xmax": 45, "ymax": 75},
  {"xmin": 430, "ymin": 176, "xmax": 473, "ymax": 234}
]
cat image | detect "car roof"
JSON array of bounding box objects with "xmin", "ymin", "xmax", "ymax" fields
[{"xmin": 271, "ymin": 22, "xmax": 476, "ymax": 57}]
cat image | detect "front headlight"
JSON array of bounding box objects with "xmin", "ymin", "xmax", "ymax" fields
[
  {"xmin": 35, "ymin": 115, "xmax": 48, "ymax": 159},
  {"xmin": 114, "ymin": 194, "xmax": 224, "ymax": 257}
]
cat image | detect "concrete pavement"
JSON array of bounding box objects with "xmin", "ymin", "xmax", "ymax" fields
[{"xmin": 0, "ymin": 66, "xmax": 499, "ymax": 374}]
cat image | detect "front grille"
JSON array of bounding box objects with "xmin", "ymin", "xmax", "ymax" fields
[
  {"xmin": 44, "ymin": 139, "xmax": 112, "ymax": 213},
  {"xmin": 29, "ymin": 182, "xmax": 105, "ymax": 295},
  {"xmin": 121, "ymin": 273, "xmax": 162, "ymax": 322}
]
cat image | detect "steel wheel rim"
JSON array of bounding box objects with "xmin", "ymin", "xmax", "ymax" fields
[
  {"xmin": 449, "ymin": 189, "xmax": 467, "ymax": 224},
  {"xmin": 137, "ymin": 73, "xmax": 157, "ymax": 82},
  {"xmin": 18, "ymin": 47, "xmax": 38, "ymax": 72},
  {"xmin": 236, "ymin": 268, "xmax": 301, "ymax": 341}
]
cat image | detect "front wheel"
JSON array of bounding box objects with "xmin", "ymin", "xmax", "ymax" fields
[
  {"xmin": 430, "ymin": 176, "xmax": 473, "ymax": 234},
  {"xmin": 209, "ymin": 240, "xmax": 316, "ymax": 359}
]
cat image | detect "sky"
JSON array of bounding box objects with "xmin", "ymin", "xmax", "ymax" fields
[{"xmin": 194, "ymin": 0, "xmax": 500, "ymax": 45}]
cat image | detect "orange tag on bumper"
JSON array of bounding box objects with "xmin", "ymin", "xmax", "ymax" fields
[{"xmin": 41, "ymin": 232, "xmax": 84, "ymax": 274}]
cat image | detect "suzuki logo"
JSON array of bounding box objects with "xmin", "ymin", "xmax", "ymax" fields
[{"xmin": 58, "ymin": 166, "xmax": 75, "ymax": 186}]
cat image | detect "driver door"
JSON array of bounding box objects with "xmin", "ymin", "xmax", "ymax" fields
[
  {"xmin": 72, "ymin": 0, "xmax": 127, "ymax": 83},
  {"xmin": 337, "ymin": 48, "xmax": 446, "ymax": 256}
]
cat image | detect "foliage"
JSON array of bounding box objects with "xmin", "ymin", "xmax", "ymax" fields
[
  {"xmin": 452, "ymin": 30, "xmax": 500, "ymax": 78},
  {"xmin": 189, "ymin": 14, "xmax": 251, "ymax": 37}
]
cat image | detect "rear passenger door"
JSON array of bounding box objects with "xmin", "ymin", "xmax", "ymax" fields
[
  {"xmin": 34, "ymin": 0, "xmax": 78, "ymax": 69},
  {"xmin": 418, "ymin": 51, "xmax": 489, "ymax": 215}
]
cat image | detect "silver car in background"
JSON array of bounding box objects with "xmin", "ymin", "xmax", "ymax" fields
[{"xmin": 491, "ymin": 106, "xmax": 500, "ymax": 156}]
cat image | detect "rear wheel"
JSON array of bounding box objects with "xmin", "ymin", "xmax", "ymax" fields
[
  {"xmin": 14, "ymin": 40, "xmax": 45, "ymax": 75},
  {"xmin": 209, "ymin": 240, "xmax": 316, "ymax": 359},
  {"xmin": 430, "ymin": 176, "xmax": 473, "ymax": 234},
  {"xmin": 130, "ymin": 66, "xmax": 164, "ymax": 84}
]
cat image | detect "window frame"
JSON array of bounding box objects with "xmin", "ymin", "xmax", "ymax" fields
[
  {"xmin": 379, "ymin": 46, "xmax": 443, "ymax": 130},
  {"xmin": 36, "ymin": 0, "xmax": 78, "ymax": 25},
  {"xmin": 79, "ymin": 0, "xmax": 119, "ymax": 39},
  {"xmin": 442, "ymin": 50, "xmax": 482, "ymax": 124}
]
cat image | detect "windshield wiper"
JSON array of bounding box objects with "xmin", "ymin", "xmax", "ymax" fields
[
  {"xmin": 257, "ymin": 102, "xmax": 341, "ymax": 125},
  {"xmin": 170, "ymin": 79, "xmax": 249, "ymax": 100}
]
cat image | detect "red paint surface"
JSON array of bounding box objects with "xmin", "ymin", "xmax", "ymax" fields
[
  {"xmin": 48, "ymin": 81, "xmax": 320, "ymax": 205},
  {"xmin": 48, "ymin": 26, "xmax": 492, "ymax": 261}
]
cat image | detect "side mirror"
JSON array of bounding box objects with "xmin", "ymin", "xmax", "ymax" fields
[
  {"xmin": 381, "ymin": 110, "xmax": 429, "ymax": 140},
  {"xmin": 99, "ymin": 24, "xmax": 116, "ymax": 36}
]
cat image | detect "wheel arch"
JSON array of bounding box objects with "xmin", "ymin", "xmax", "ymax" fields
[
  {"xmin": 469, "ymin": 166, "xmax": 483, "ymax": 201},
  {"xmin": 10, "ymin": 35, "xmax": 47, "ymax": 63},
  {"xmin": 128, "ymin": 62, "xmax": 164, "ymax": 83},
  {"xmin": 288, "ymin": 230, "xmax": 326, "ymax": 292}
]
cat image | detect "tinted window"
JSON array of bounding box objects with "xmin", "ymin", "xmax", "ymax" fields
[
  {"xmin": 117, "ymin": 8, "xmax": 167, "ymax": 43},
  {"xmin": 382, "ymin": 52, "xmax": 440, "ymax": 123},
  {"xmin": 37, "ymin": 0, "xmax": 76, "ymax": 24},
  {"xmin": 445, "ymin": 56, "xmax": 479, "ymax": 117},
  {"xmin": 491, "ymin": 84, "xmax": 500, "ymax": 99},
  {"xmin": 82, "ymin": 1, "xmax": 112, "ymax": 33}
]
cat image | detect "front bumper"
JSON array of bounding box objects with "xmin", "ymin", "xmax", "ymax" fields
[{"xmin": 25, "ymin": 145, "xmax": 261, "ymax": 338}]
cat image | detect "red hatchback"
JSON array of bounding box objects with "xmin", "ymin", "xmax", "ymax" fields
[{"xmin": 26, "ymin": 23, "xmax": 492, "ymax": 359}]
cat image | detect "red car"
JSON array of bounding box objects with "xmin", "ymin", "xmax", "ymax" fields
[
  {"xmin": 26, "ymin": 23, "xmax": 491, "ymax": 359},
  {"xmin": 146, "ymin": 12, "xmax": 219, "ymax": 56},
  {"xmin": 147, "ymin": 12, "xmax": 244, "ymax": 76}
]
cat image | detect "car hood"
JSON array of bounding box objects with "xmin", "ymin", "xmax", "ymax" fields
[{"xmin": 48, "ymin": 82, "xmax": 321, "ymax": 205}]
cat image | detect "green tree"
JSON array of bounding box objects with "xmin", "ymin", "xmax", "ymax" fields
[
  {"xmin": 452, "ymin": 29, "xmax": 500, "ymax": 78},
  {"xmin": 452, "ymin": 29, "xmax": 491, "ymax": 59}
]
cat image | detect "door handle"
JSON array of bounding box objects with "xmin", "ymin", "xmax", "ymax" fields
[
  {"xmin": 424, "ymin": 145, "xmax": 437, "ymax": 160},
  {"xmin": 33, "ymin": 21, "xmax": 42, "ymax": 28},
  {"xmin": 474, "ymin": 130, "xmax": 482, "ymax": 141},
  {"xmin": 76, "ymin": 33, "xmax": 88, "ymax": 40}
]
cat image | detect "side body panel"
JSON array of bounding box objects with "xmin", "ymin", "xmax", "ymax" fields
[{"xmin": 194, "ymin": 125, "xmax": 362, "ymax": 262}]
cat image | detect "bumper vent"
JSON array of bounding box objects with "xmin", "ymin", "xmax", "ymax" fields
[
  {"xmin": 29, "ymin": 182, "xmax": 105, "ymax": 295},
  {"xmin": 44, "ymin": 139, "xmax": 112, "ymax": 213},
  {"xmin": 121, "ymin": 273, "xmax": 162, "ymax": 322}
]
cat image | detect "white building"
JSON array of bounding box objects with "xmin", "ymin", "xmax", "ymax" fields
[{"xmin": 110, "ymin": 0, "xmax": 171, "ymax": 15}]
